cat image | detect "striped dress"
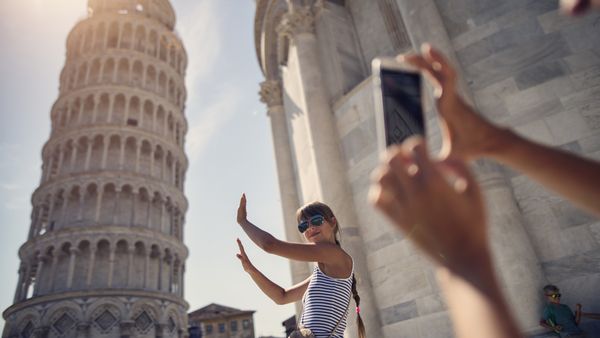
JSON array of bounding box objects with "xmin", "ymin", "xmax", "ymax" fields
[{"xmin": 300, "ymin": 262, "xmax": 353, "ymax": 338}]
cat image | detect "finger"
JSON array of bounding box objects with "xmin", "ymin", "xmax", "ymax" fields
[
  {"xmin": 403, "ymin": 54, "xmax": 443, "ymax": 88},
  {"xmin": 385, "ymin": 144, "xmax": 418, "ymax": 197},
  {"xmin": 236, "ymin": 238, "xmax": 247, "ymax": 255},
  {"xmin": 422, "ymin": 44, "xmax": 456, "ymax": 83},
  {"xmin": 402, "ymin": 136, "xmax": 435, "ymax": 180},
  {"xmin": 437, "ymin": 158, "xmax": 481, "ymax": 198}
]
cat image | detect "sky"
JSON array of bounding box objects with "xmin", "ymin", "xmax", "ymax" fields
[{"xmin": 0, "ymin": 0, "xmax": 294, "ymax": 336}]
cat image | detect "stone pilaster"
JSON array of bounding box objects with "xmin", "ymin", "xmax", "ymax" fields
[
  {"xmin": 260, "ymin": 79, "xmax": 311, "ymax": 316},
  {"xmin": 275, "ymin": 7, "xmax": 383, "ymax": 338},
  {"xmin": 393, "ymin": 0, "xmax": 545, "ymax": 331}
]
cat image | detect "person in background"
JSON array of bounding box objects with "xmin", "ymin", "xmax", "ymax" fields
[{"xmin": 540, "ymin": 284, "xmax": 584, "ymax": 337}]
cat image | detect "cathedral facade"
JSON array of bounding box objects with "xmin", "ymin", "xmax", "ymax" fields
[
  {"xmin": 3, "ymin": 0, "xmax": 189, "ymax": 337},
  {"xmin": 254, "ymin": 1, "xmax": 600, "ymax": 337}
]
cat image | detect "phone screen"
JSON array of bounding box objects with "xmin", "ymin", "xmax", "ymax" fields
[{"xmin": 380, "ymin": 68, "xmax": 424, "ymax": 147}]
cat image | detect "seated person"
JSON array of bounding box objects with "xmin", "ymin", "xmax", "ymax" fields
[{"xmin": 540, "ymin": 285, "xmax": 584, "ymax": 337}]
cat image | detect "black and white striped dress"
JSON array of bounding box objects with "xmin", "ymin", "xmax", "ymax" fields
[{"xmin": 300, "ymin": 262, "xmax": 353, "ymax": 338}]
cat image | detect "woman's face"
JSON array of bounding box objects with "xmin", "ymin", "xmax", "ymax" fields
[{"xmin": 302, "ymin": 215, "xmax": 336, "ymax": 244}]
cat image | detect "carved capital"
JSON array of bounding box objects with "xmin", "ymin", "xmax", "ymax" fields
[
  {"xmin": 313, "ymin": 0, "xmax": 328, "ymax": 17},
  {"xmin": 259, "ymin": 80, "xmax": 283, "ymax": 108},
  {"xmin": 276, "ymin": 7, "xmax": 315, "ymax": 38}
]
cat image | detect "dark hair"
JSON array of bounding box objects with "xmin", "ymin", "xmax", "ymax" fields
[
  {"xmin": 296, "ymin": 201, "xmax": 366, "ymax": 338},
  {"xmin": 543, "ymin": 284, "xmax": 559, "ymax": 294}
]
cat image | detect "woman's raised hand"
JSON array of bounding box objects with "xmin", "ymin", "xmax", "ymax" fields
[
  {"xmin": 236, "ymin": 238, "xmax": 255, "ymax": 273},
  {"xmin": 237, "ymin": 193, "xmax": 248, "ymax": 225}
]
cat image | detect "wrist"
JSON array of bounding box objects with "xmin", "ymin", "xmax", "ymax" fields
[{"xmin": 479, "ymin": 124, "xmax": 517, "ymax": 159}]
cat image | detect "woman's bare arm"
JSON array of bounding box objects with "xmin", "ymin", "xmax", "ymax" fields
[
  {"xmin": 236, "ymin": 239, "xmax": 310, "ymax": 305},
  {"xmin": 236, "ymin": 194, "xmax": 348, "ymax": 265}
]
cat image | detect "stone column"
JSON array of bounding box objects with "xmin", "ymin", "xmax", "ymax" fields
[
  {"xmin": 77, "ymin": 193, "xmax": 85, "ymax": 221},
  {"xmin": 84, "ymin": 141, "xmax": 93, "ymax": 170},
  {"xmin": 32, "ymin": 326, "xmax": 50, "ymax": 338},
  {"xmin": 112, "ymin": 188, "xmax": 121, "ymax": 224},
  {"xmin": 101, "ymin": 139, "xmax": 109, "ymax": 169},
  {"xmin": 135, "ymin": 142, "xmax": 141, "ymax": 172},
  {"xmin": 157, "ymin": 252, "xmax": 163, "ymax": 291},
  {"xmin": 86, "ymin": 247, "xmax": 97, "ymax": 287},
  {"xmin": 144, "ymin": 248, "xmax": 152, "ymax": 289},
  {"xmin": 108, "ymin": 247, "xmax": 116, "ymax": 287},
  {"xmin": 155, "ymin": 323, "xmax": 166, "ymax": 338},
  {"xmin": 119, "ymin": 321, "xmax": 134, "ymax": 338},
  {"xmin": 48, "ymin": 254, "xmax": 59, "ymax": 292},
  {"xmin": 76, "ymin": 322, "xmax": 91, "ymax": 338},
  {"xmin": 260, "ymin": 80, "xmax": 311, "ymax": 315},
  {"xmin": 95, "ymin": 189, "xmax": 104, "ymax": 223},
  {"xmin": 131, "ymin": 191, "xmax": 138, "ymax": 226},
  {"xmin": 144, "ymin": 252, "xmax": 151, "ymax": 289},
  {"xmin": 127, "ymin": 247, "xmax": 134, "ymax": 287},
  {"xmin": 67, "ymin": 248, "xmax": 79, "ymax": 289},
  {"xmin": 33, "ymin": 255, "xmax": 45, "ymax": 296},
  {"xmin": 119, "ymin": 140, "xmax": 126, "ymax": 169},
  {"xmin": 393, "ymin": 0, "xmax": 545, "ymax": 331},
  {"xmin": 276, "ymin": 7, "xmax": 383, "ymax": 337}
]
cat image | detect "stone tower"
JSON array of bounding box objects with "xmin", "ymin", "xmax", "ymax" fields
[{"xmin": 3, "ymin": 0, "xmax": 189, "ymax": 337}]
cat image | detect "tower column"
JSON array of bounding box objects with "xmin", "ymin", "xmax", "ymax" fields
[
  {"xmin": 48, "ymin": 254, "xmax": 59, "ymax": 292},
  {"xmin": 86, "ymin": 247, "xmax": 97, "ymax": 287},
  {"xmin": 127, "ymin": 246, "xmax": 134, "ymax": 287},
  {"xmin": 95, "ymin": 188, "xmax": 104, "ymax": 223},
  {"xmin": 33, "ymin": 255, "xmax": 45, "ymax": 296},
  {"xmin": 259, "ymin": 80, "xmax": 311, "ymax": 315},
  {"xmin": 276, "ymin": 7, "xmax": 382, "ymax": 337},
  {"xmin": 391, "ymin": 0, "xmax": 546, "ymax": 331},
  {"xmin": 108, "ymin": 246, "xmax": 116, "ymax": 287},
  {"xmin": 84, "ymin": 140, "xmax": 93, "ymax": 170},
  {"xmin": 144, "ymin": 251, "xmax": 151, "ymax": 289},
  {"xmin": 66, "ymin": 247, "xmax": 79, "ymax": 289}
]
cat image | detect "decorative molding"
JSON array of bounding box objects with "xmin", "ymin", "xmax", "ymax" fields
[
  {"xmin": 259, "ymin": 80, "xmax": 284, "ymax": 108},
  {"xmin": 276, "ymin": 7, "xmax": 315, "ymax": 38},
  {"xmin": 377, "ymin": 0, "xmax": 411, "ymax": 51}
]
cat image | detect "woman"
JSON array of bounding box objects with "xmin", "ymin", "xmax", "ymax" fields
[{"xmin": 235, "ymin": 194, "xmax": 365, "ymax": 338}]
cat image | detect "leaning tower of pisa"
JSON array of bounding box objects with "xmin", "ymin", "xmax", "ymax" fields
[{"xmin": 2, "ymin": 1, "xmax": 189, "ymax": 337}]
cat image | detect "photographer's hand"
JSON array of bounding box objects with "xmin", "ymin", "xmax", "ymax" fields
[{"xmin": 402, "ymin": 44, "xmax": 505, "ymax": 161}]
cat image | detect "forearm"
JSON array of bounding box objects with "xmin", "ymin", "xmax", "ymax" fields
[
  {"xmin": 486, "ymin": 128, "xmax": 600, "ymax": 217},
  {"xmin": 245, "ymin": 266, "xmax": 286, "ymax": 305},
  {"xmin": 437, "ymin": 258, "xmax": 523, "ymax": 338},
  {"xmin": 239, "ymin": 220, "xmax": 277, "ymax": 251}
]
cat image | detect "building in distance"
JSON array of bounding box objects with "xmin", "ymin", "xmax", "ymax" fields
[{"xmin": 188, "ymin": 303, "xmax": 255, "ymax": 338}]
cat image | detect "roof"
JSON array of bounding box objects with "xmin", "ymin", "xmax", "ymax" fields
[{"xmin": 188, "ymin": 303, "xmax": 255, "ymax": 321}]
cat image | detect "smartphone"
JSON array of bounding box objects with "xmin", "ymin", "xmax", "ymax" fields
[{"xmin": 372, "ymin": 57, "xmax": 425, "ymax": 155}]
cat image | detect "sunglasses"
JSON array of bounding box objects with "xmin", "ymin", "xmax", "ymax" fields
[
  {"xmin": 547, "ymin": 293, "xmax": 561, "ymax": 299},
  {"xmin": 298, "ymin": 215, "xmax": 325, "ymax": 233}
]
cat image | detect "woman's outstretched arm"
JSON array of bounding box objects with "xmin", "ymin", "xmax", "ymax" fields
[
  {"xmin": 236, "ymin": 239, "xmax": 309, "ymax": 305},
  {"xmin": 236, "ymin": 194, "xmax": 348, "ymax": 265}
]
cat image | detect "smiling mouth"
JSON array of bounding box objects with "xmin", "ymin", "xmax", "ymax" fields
[{"xmin": 308, "ymin": 231, "xmax": 320, "ymax": 239}]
